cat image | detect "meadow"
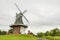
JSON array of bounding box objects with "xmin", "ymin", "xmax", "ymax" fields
[
  {"xmin": 0, "ymin": 34, "xmax": 60, "ymax": 40},
  {"xmin": 0, "ymin": 34, "xmax": 37, "ymax": 40},
  {"xmin": 42, "ymin": 36, "xmax": 60, "ymax": 40}
]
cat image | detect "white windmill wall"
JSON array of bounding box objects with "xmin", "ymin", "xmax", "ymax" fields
[{"xmin": 20, "ymin": 27, "xmax": 26, "ymax": 34}]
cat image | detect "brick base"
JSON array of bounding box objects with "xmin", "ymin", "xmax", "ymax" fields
[{"xmin": 13, "ymin": 26, "xmax": 20, "ymax": 34}]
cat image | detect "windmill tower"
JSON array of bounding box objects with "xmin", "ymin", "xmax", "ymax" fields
[{"xmin": 10, "ymin": 3, "xmax": 29, "ymax": 34}]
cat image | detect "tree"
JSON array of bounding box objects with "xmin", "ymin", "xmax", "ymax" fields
[
  {"xmin": 37, "ymin": 32, "xmax": 44, "ymax": 37},
  {"xmin": 50, "ymin": 28, "xmax": 60, "ymax": 36},
  {"xmin": 0, "ymin": 30, "xmax": 6, "ymax": 35},
  {"xmin": 8, "ymin": 28, "xmax": 13, "ymax": 34},
  {"xmin": 37, "ymin": 28, "xmax": 60, "ymax": 36},
  {"xmin": 1, "ymin": 31, "xmax": 6, "ymax": 35},
  {"xmin": 0, "ymin": 30, "xmax": 1, "ymax": 35},
  {"xmin": 45, "ymin": 31, "xmax": 50, "ymax": 36}
]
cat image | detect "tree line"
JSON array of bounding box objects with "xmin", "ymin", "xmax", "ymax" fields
[
  {"xmin": 0, "ymin": 28, "xmax": 60, "ymax": 36},
  {"xmin": 37, "ymin": 28, "xmax": 60, "ymax": 37},
  {"xmin": 0, "ymin": 30, "xmax": 6, "ymax": 35}
]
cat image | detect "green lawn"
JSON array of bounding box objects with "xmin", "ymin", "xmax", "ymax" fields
[{"xmin": 0, "ymin": 34, "xmax": 37, "ymax": 40}]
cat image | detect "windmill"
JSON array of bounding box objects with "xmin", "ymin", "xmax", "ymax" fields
[{"xmin": 10, "ymin": 3, "xmax": 29, "ymax": 34}]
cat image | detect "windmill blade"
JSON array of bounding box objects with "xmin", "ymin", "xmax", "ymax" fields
[
  {"xmin": 15, "ymin": 3, "xmax": 22, "ymax": 13},
  {"xmin": 22, "ymin": 10, "xmax": 27, "ymax": 14},
  {"xmin": 22, "ymin": 14, "xmax": 29, "ymax": 24}
]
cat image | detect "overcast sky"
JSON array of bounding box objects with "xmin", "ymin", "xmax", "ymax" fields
[{"xmin": 0, "ymin": 0, "xmax": 60, "ymax": 34}]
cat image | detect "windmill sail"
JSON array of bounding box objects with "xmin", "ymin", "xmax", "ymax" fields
[
  {"xmin": 15, "ymin": 3, "xmax": 22, "ymax": 13},
  {"xmin": 22, "ymin": 14, "xmax": 29, "ymax": 24},
  {"xmin": 14, "ymin": 3, "xmax": 29, "ymax": 24},
  {"xmin": 22, "ymin": 10, "xmax": 27, "ymax": 14}
]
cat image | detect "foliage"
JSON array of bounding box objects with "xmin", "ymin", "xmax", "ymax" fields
[
  {"xmin": 50, "ymin": 28, "xmax": 60, "ymax": 36},
  {"xmin": 45, "ymin": 31, "xmax": 50, "ymax": 36},
  {"xmin": 37, "ymin": 28, "xmax": 60, "ymax": 37},
  {"xmin": 0, "ymin": 30, "xmax": 6, "ymax": 35},
  {"xmin": 30, "ymin": 32, "xmax": 37, "ymax": 37},
  {"xmin": 8, "ymin": 28, "xmax": 13, "ymax": 34},
  {"xmin": 37, "ymin": 32, "xmax": 44, "ymax": 37},
  {"xmin": 1, "ymin": 31, "xmax": 6, "ymax": 35}
]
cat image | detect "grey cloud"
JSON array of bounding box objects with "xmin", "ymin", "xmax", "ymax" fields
[{"xmin": 0, "ymin": 0, "xmax": 60, "ymax": 33}]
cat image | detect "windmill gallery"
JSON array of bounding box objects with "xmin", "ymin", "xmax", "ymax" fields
[{"xmin": 10, "ymin": 3, "xmax": 29, "ymax": 34}]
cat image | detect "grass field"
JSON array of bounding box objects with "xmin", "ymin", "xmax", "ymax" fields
[
  {"xmin": 0, "ymin": 34, "xmax": 60, "ymax": 40},
  {"xmin": 0, "ymin": 34, "xmax": 37, "ymax": 40},
  {"xmin": 42, "ymin": 36, "xmax": 60, "ymax": 40}
]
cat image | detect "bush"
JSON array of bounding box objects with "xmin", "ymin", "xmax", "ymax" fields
[
  {"xmin": 1, "ymin": 31, "xmax": 6, "ymax": 35},
  {"xmin": 37, "ymin": 32, "xmax": 44, "ymax": 37},
  {"xmin": 0, "ymin": 30, "xmax": 6, "ymax": 35},
  {"xmin": 37, "ymin": 28, "xmax": 60, "ymax": 37}
]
